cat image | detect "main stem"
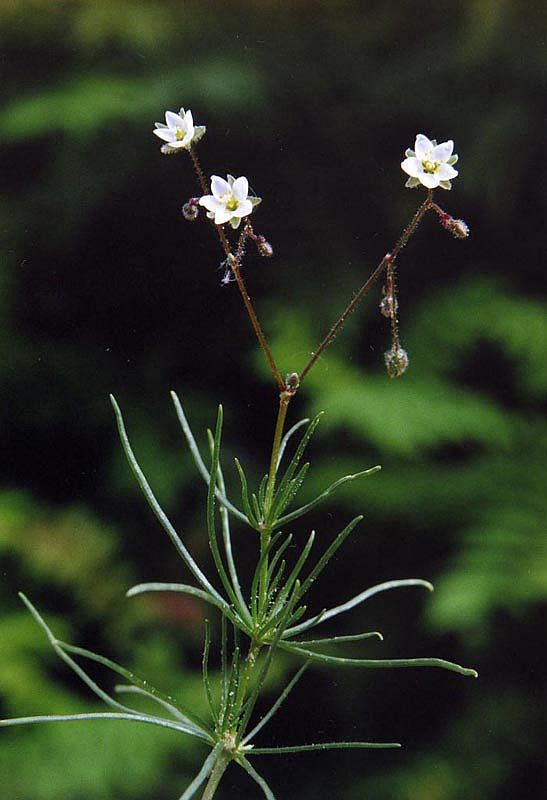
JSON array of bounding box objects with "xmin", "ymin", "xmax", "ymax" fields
[
  {"xmin": 258, "ymin": 390, "xmax": 292, "ymax": 613},
  {"xmin": 201, "ymin": 751, "xmax": 230, "ymax": 800}
]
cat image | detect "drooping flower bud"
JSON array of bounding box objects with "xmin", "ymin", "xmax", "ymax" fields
[
  {"xmin": 384, "ymin": 345, "xmax": 409, "ymax": 378},
  {"xmin": 256, "ymin": 235, "xmax": 274, "ymax": 258},
  {"xmin": 436, "ymin": 209, "xmax": 470, "ymax": 239},
  {"xmin": 448, "ymin": 218, "xmax": 470, "ymax": 239},
  {"xmin": 182, "ymin": 198, "xmax": 200, "ymax": 221}
]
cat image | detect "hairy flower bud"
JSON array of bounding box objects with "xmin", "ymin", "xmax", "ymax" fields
[
  {"xmin": 256, "ymin": 236, "xmax": 274, "ymax": 258},
  {"xmin": 384, "ymin": 345, "xmax": 409, "ymax": 378},
  {"xmin": 285, "ymin": 372, "xmax": 300, "ymax": 392},
  {"xmin": 448, "ymin": 218, "xmax": 470, "ymax": 239},
  {"xmin": 182, "ymin": 199, "xmax": 200, "ymax": 221}
]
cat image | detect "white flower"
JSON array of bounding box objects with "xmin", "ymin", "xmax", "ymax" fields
[
  {"xmin": 199, "ymin": 175, "xmax": 261, "ymax": 229},
  {"xmin": 401, "ymin": 134, "xmax": 459, "ymax": 190},
  {"xmin": 153, "ymin": 107, "xmax": 206, "ymax": 153}
]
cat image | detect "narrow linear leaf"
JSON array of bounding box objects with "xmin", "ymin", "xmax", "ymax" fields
[
  {"xmin": 258, "ymin": 473, "xmax": 269, "ymax": 512},
  {"xmin": 234, "ymin": 457, "xmax": 258, "ymax": 528},
  {"xmin": 277, "ymin": 467, "xmax": 380, "ymax": 527},
  {"xmin": 0, "ymin": 712, "xmax": 207, "ymax": 738},
  {"xmin": 114, "ymin": 684, "xmax": 198, "ymax": 727},
  {"xmin": 240, "ymin": 582, "xmax": 301, "ymax": 734},
  {"xmin": 243, "ymin": 663, "xmax": 309, "ymax": 744},
  {"xmin": 126, "ymin": 582, "xmax": 238, "ymax": 624},
  {"xmin": 250, "ymin": 741, "xmax": 402, "ymax": 754},
  {"xmin": 110, "ymin": 395, "xmax": 224, "ymax": 603},
  {"xmin": 279, "ymin": 642, "xmax": 478, "ymax": 677},
  {"xmin": 276, "ymin": 417, "xmax": 310, "ymax": 469},
  {"xmin": 297, "ymin": 516, "xmax": 363, "ymax": 602},
  {"xmin": 171, "ymin": 391, "xmax": 246, "ymax": 522},
  {"xmin": 270, "ymin": 530, "xmax": 315, "ymax": 614},
  {"xmin": 239, "ymin": 757, "xmax": 277, "ymax": 800},
  {"xmin": 202, "ymin": 620, "xmax": 218, "ymax": 726},
  {"xmin": 20, "ymin": 594, "xmax": 140, "ymax": 717},
  {"xmin": 206, "ymin": 430, "xmax": 251, "ymax": 624},
  {"xmin": 271, "ymin": 462, "xmax": 310, "ymax": 521},
  {"xmin": 251, "ymin": 531, "xmax": 285, "ymax": 619},
  {"xmin": 286, "ymin": 578, "xmax": 434, "ymax": 638},
  {"xmin": 206, "ymin": 407, "xmax": 248, "ymax": 617},
  {"xmin": 271, "ymin": 413, "xmax": 324, "ymax": 517},
  {"xmin": 296, "ymin": 631, "xmax": 384, "ymax": 646},
  {"xmin": 58, "ymin": 640, "xmax": 212, "ymax": 733}
]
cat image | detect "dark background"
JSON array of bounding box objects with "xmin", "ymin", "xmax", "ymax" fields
[{"xmin": 1, "ymin": 1, "xmax": 546, "ymax": 798}]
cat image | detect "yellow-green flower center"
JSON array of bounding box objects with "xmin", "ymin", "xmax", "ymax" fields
[
  {"xmin": 175, "ymin": 127, "xmax": 187, "ymax": 141},
  {"xmin": 422, "ymin": 159, "xmax": 438, "ymax": 174},
  {"xmin": 226, "ymin": 197, "xmax": 239, "ymax": 212}
]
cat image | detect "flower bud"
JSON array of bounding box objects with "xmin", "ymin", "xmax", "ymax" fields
[
  {"xmin": 181, "ymin": 198, "xmax": 200, "ymax": 221},
  {"xmin": 448, "ymin": 218, "xmax": 470, "ymax": 239},
  {"xmin": 384, "ymin": 345, "xmax": 409, "ymax": 378},
  {"xmin": 437, "ymin": 211, "xmax": 470, "ymax": 239},
  {"xmin": 285, "ymin": 372, "xmax": 300, "ymax": 391},
  {"xmin": 254, "ymin": 234, "xmax": 273, "ymax": 258}
]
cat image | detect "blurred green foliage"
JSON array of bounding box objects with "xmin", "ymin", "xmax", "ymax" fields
[{"xmin": 1, "ymin": 0, "xmax": 545, "ymax": 798}]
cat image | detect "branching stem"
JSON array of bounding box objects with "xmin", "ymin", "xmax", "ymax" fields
[{"xmin": 299, "ymin": 190, "xmax": 433, "ymax": 382}]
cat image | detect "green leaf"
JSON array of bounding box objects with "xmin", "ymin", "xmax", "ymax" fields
[
  {"xmin": 279, "ymin": 641, "xmax": 478, "ymax": 678},
  {"xmin": 277, "ymin": 467, "xmax": 380, "ymax": 527},
  {"xmin": 286, "ymin": 578, "xmax": 433, "ymax": 638},
  {"xmin": 110, "ymin": 395, "xmax": 224, "ymax": 603},
  {"xmin": 171, "ymin": 392, "xmax": 246, "ymax": 523},
  {"xmin": 250, "ymin": 740, "xmax": 401, "ymax": 754},
  {"xmin": 243, "ymin": 663, "xmax": 309, "ymax": 744},
  {"xmin": 239, "ymin": 757, "xmax": 277, "ymax": 800}
]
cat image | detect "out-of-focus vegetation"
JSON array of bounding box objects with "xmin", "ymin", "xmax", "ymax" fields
[{"xmin": 1, "ymin": 1, "xmax": 545, "ymax": 798}]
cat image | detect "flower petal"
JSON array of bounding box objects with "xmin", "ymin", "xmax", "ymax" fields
[
  {"xmin": 437, "ymin": 163, "xmax": 458, "ymax": 180},
  {"xmin": 199, "ymin": 195, "xmax": 223, "ymax": 212},
  {"xmin": 432, "ymin": 140, "xmax": 454, "ymax": 162},
  {"xmin": 401, "ymin": 157, "xmax": 422, "ymax": 178},
  {"xmin": 232, "ymin": 176, "xmax": 249, "ymax": 201},
  {"xmin": 154, "ymin": 128, "xmax": 176, "ymax": 143},
  {"xmin": 214, "ymin": 208, "xmax": 234, "ymax": 225},
  {"xmin": 415, "ymin": 134, "xmax": 433, "ymax": 160},
  {"xmin": 418, "ymin": 172, "xmax": 441, "ymax": 189},
  {"xmin": 211, "ymin": 176, "xmax": 230, "ymax": 198},
  {"xmin": 234, "ymin": 199, "xmax": 253, "ymax": 217},
  {"xmin": 165, "ymin": 111, "xmax": 185, "ymax": 130},
  {"xmin": 184, "ymin": 109, "xmax": 194, "ymax": 130}
]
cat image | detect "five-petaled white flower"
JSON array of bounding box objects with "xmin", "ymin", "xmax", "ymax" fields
[
  {"xmin": 153, "ymin": 107, "xmax": 206, "ymax": 154},
  {"xmin": 199, "ymin": 175, "xmax": 261, "ymax": 229},
  {"xmin": 401, "ymin": 134, "xmax": 459, "ymax": 190}
]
